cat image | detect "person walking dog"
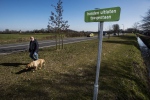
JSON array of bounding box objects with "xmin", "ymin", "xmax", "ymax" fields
[{"xmin": 29, "ymin": 36, "xmax": 39, "ymax": 61}]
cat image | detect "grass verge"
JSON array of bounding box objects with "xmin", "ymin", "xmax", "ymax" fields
[{"xmin": 0, "ymin": 33, "xmax": 149, "ymax": 100}]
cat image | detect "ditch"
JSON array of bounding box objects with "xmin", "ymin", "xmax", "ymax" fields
[{"xmin": 137, "ymin": 37, "xmax": 150, "ymax": 77}]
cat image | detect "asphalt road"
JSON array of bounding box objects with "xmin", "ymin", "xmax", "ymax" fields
[{"xmin": 0, "ymin": 37, "xmax": 97, "ymax": 55}]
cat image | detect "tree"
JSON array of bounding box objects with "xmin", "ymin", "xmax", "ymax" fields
[
  {"xmin": 141, "ymin": 8, "xmax": 150, "ymax": 31},
  {"xmin": 48, "ymin": 0, "xmax": 69, "ymax": 49},
  {"xmin": 5, "ymin": 29, "xmax": 9, "ymax": 33},
  {"xmin": 107, "ymin": 25, "xmax": 112, "ymax": 39},
  {"xmin": 132, "ymin": 22, "xmax": 139, "ymax": 33},
  {"xmin": 112, "ymin": 24, "xmax": 120, "ymax": 36}
]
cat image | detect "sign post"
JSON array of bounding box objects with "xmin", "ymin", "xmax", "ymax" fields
[
  {"xmin": 93, "ymin": 21, "xmax": 104, "ymax": 100},
  {"xmin": 84, "ymin": 7, "xmax": 121, "ymax": 100}
]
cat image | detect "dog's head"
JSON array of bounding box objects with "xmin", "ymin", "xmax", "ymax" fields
[
  {"xmin": 26, "ymin": 63, "xmax": 33, "ymax": 70},
  {"xmin": 42, "ymin": 59, "xmax": 45, "ymax": 62}
]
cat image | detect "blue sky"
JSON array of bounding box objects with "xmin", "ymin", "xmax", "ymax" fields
[{"xmin": 0, "ymin": 0, "xmax": 150, "ymax": 31}]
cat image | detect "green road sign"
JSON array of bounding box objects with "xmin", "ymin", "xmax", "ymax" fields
[{"xmin": 85, "ymin": 7, "xmax": 121, "ymax": 22}]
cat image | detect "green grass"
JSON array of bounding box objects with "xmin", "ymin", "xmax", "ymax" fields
[
  {"xmin": 0, "ymin": 33, "xmax": 86, "ymax": 45},
  {"xmin": 0, "ymin": 33, "xmax": 55, "ymax": 44},
  {"xmin": 0, "ymin": 34, "xmax": 149, "ymax": 100}
]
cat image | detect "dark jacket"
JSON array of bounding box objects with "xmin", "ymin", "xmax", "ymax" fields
[{"xmin": 29, "ymin": 39, "xmax": 39, "ymax": 53}]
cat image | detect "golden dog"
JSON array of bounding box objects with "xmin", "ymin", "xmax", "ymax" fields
[{"xmin": 26, "ymin": 59, "xmax": 45, "ymax": 71}]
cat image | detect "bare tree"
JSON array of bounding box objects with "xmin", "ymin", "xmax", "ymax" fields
[
  {"xmin": 5, "ymin": 29, "xmax": 9, "ymax": 33},
  {"xmin": 107, "ymin": 25, "xmax": 112, "ymax": 39},
  {"xmin": 112, "ymin": 24, "xmax": 120, "ymax": 36},
  {"xmin": 132, "ymin": 22, "xmax": 139, "ymax": 33},
  {"xmin": 48, "ymin": 0, "xmax": 69, "ymax": 49},
  {"xmin": 141, "ymin": 8, "xmax": 150, "ymax": 31}
]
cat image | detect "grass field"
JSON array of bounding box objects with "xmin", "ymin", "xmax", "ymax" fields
[
  {"xmin": 0, "ymin": 33, "xmax": 55, "ymax": 44},
  {"xmin": 0, "ymin": 33, "xmax": 86, "ymax": 44},
  {"xmin": 0, "ymin": 34, "xmax": 149, "ymax": 100}
]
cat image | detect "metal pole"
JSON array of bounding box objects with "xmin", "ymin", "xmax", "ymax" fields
[
  {"xmin": 93, "ymin": 22, "xmax": 104, "ymax": 100},
  {"xmin": 95, "ymin": 8, "xmax": 100, "ymax": 39},
  {"xmin": 122, "ymin": 24, "xmax": 124, "ymax": 31},
  {"xmin": 122, "ymin": 24, "xmax": 124, "ymax": 35},
  {"xmin": 98, "ymin": 22, "xmax": 100, "ymax": 39}
]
